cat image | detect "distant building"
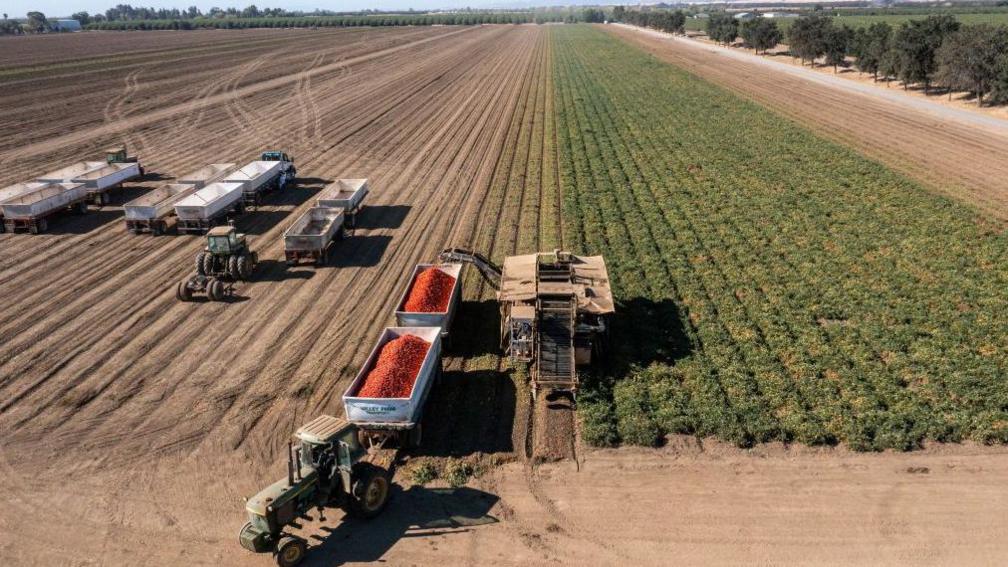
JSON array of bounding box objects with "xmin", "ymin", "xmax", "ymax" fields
[
  {"xmin": 51, "ymin": 19, "xmax": 82, "ymax": 32},
  {"xmin": 763, "ymin": 12, "xmax": 799, "ymax": 19},
  {"xmin": 692, "ymin": 13, "xmax": 710, "ymax": 19},
  {"xmin": 733, "ymin": 12, "xmax": 758, "ymax": 20}
]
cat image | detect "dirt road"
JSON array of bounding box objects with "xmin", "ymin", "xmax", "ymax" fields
[{"xmin": 607, "ymin": 24, "xmax": 1008, "ymax": 220}]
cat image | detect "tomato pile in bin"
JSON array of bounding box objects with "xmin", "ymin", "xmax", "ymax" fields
[
  {"xmin": 403, "ymin": 267, "xmax": 455, "ymax": 313},
  {"xmin": 356, "ymin": 335, "xmax": 431, "ymax": 398}
]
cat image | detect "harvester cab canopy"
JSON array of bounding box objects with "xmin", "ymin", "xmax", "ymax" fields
[
  {"xmin": 206, "ymin": 226, "xmax": 245, "ymax": 255},
  {"xmin": 261, "ymin": 151, "xmax": 292, "ymax": 163},
  {"xmin": 105, "ymin": 145, "xmax": 129, "ymax": 164},
  {"xmin": 499, "ymin": 251, "xmax": 615, "ymax": 314}
]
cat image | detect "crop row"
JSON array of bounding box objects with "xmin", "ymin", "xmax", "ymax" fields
[{"xmin": 551, "ymin": 25, "xmax": 1008, "ymax": 450}]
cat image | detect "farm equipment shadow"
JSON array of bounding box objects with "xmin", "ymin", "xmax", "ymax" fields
[
  {"xmin": 328, "ymin": 234, "xmax": 393, "ymax": 268},
  {"xmin": 355, "ymin": 205, "xmax": 410, "ymax": 229},
  {"xmin": 608, "ymin": 296, "xmax": 693, "ymax": 376},
  {"xmin": 418, "ymin": 299, "xmax": 515, "ymax": 457},
  {"xmin": 303, "ymin": 486, "xmax": 499, "ymax": 567},
  {"xmin": 257, "ymin": 259, "xmax": 316, "ymax": 282}
]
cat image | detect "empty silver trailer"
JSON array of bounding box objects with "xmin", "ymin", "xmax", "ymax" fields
[
  {"xmin": 36, "ymin": 161, "xmax": 107, "ymax": 184},
  {"xmin": 316, "ymin": 178, "xmax": 369, "ymax": 227},
  {"xmin": 0, "ymin": 182, "xmax": 49, "ymax": 233},
  {"xmin": 124, "ymin": 183, "xmax": 200, "ymax": 234},
  {"xmin": 224, "ymin": 161, "xmax": 290, "ymax": 207},
  {"xmin": 70, "ymin": 162, "xmax": 142, "ymax": 204},
  {"xmin": 174, "ymin": 182, "xmax": 245, "ymax": 234},
  {"xmin": 283, "ymin": 207, "xmax": 345, "ymax": 266},
  {"xmin": 176, "ymin": 163, "xmax": 236, "ymax": 189},
  {"xmin": 0, "ymin": 182, "xmax": 88, "ymax": 233}
]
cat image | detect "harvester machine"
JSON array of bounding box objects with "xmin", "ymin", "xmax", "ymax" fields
[
  {"xmin": 438, "ymin": 248, "xmax": 614, "ymax": 398},
  {"xmin": 240, "ymin": 415, "xmax": 392, "ymax": 567},
  {"xmin": 176, "ymin": 225, "xmax": 258, "ymax": 302}
]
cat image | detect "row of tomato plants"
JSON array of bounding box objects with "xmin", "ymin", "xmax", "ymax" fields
[{"xmin": 551, "ymin": 26, "xmax": 1008, "ymax": 450}]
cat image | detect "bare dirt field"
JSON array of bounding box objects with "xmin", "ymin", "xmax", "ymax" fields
[
  {"xmin": 2, "ymin": 25, "xmax": 1008, "ymax": 567},
  {"xmin": 608, "ymin": 24, "xmax": 1008, "ymax": 220}
]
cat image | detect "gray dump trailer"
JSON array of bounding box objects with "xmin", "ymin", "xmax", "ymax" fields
[
  {"xmin": 283, "ymin": 207, "xmax": 345, "ymax": 266},
  {"xmin": 70, "ymin": 162, "xmax": 142, "ymax": 204},
  {"xmin": 316, "ymin": 178, "xmax": 368, "ymax": 227},
  {"xmin": 342, "ymin": 326, "xmax": 442, "ymax": 448},
  {"xmin": 174, "ymin": 182, "xmax": 245, "ymax": 234},
  {"xmin": 0, "ymin": 182, "xmax": 50, "ymax": 233},
  {"xmin": 123, "ymin": 163, "xmax": 235, "ymax": 234},
  {"xmin": 0, "ymin": 182, "xmax": 88, "ymax": 233},
  {"xmin": 224, "ymin": 160, "xmax": 292, "ymax": 207}
]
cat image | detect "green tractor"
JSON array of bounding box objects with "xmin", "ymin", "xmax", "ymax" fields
[
  {"xmin": 240, "ymin": 415, "xmax": 392, "ymax": 567},
  {"xmin": 176, "ymin": 225, "xmax": 258, "ymax": 302}
]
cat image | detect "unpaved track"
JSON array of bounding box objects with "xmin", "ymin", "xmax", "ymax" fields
[{"xmin": 607, "ymin": 24, "xmax": 1008, "ymax": 220}]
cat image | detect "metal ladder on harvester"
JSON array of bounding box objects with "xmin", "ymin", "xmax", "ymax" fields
[{"xmin": 534, "ymin": 296, "xmax": 577, "ymax": 397}]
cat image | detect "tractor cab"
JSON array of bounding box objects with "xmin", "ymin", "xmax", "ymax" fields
[
  {"xmin": 104, "ymin": 144, "xmax": 139, "ymax": 164},
  {"xmin": 295, "ymin": 415, "xmax": 365, "ymax": 473},
  {"xmin": 261, "ymin": 151, "xmax": 292, "ymax": 164},
  {"xmin": 206, "ymin": 226, "xmax": 247, "ymax": 255}
]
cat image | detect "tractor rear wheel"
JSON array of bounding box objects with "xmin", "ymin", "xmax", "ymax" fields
[
  {"xmin": 202, "ymin": 253, "xmax": 215, "ymax": 277},
  {"xmin": 237, "ymin": 255, "xmax": 252, "ymax": 279},
  {"xmin": 274, "ymin": 536, "xmax": 306, "ymax": 567},
  {"xmin": 195, "ymin": 253, "xmax": 206, "ymax": 276},
  {"xmin": 228, "ymin": 255, "xmax": 239, "ymax": 279},
  {"xmin": 176, "ymin": 280, "xmax": 192, "ymax": 302},
  {"xmin": 347, "ymin": 464, "xmax": 391, "ymax": 519}
]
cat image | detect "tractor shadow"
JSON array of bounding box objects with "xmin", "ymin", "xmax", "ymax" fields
[
  {"xmin": 303, "ymin": 486, "xmax": 499, "ymax": 566},
  {"xmin": 355, "ymin": 205, "xmax": 410, "ymax": 230},
  {"xmin": 256, "ymin": 259, "xmax": 316, "ymax": 282}
]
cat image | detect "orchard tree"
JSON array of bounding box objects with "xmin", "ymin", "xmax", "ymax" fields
[
  {"xmin": 824, "ymin": 24, "xmax": 853, "ymax": 72},
  {"xmin": 707, "ymin": 12, "xmax": 738, "ymax": 45},
  {"xmin": 26, "ymin": 11, "xmax": 48, "ymax": 32},
  {"xmin": 852, "ymin": 22, "xmax": 892, "ymax": 80},
  {"xmin": 935, "ymin": 24, "xmax": 1008, "ymax": 105},
  {"xmin": 892, "ymin": 15, "xmax": 960, "ymax": 92},
  {"xmin": 740, "ymin": 17, "xmax": 781, "ymax": 54},
  {"xmin": 788, "ymin": 14, "xmax": 832, "ymax": 65}
]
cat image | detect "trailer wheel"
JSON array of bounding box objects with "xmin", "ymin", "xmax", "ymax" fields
[
  {"xmin": 76, "ymin": 201, "xmax": 88, "ymax": 214},
  {"xmin": 274, "ymin": 536, "xmax": 306, "ymax": 567},
  {"xmin": 348, "ymin": 464, "xmax": 391, "ymax": 519},
  {"xmin": 152, "ymin": 222, "xmax": 163, "ymax": 236},
  {"xmin": 176, "ymin": 280, "xmax": 192, "ymax": 302}
]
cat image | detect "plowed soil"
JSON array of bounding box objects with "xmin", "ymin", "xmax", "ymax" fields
[
  {"xmin": 0, "ymin": 25, "xmax": 561, "ymax": 565},
  {"xmin": 4, "ymin": 25, "xmax": 1008, "ymax": 567}
]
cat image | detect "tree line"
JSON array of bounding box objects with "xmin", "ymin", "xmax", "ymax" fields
[
  {"xmin": 0, "ymin": 6, "xmax": 607, "ymax": 34},
  {"xmin": 613, "ymin": 6, "xmax": 687, "ymax": 35},
  {"xmin": 698, "ymin": 11, "xmax": 1008, "ymax": 106}
]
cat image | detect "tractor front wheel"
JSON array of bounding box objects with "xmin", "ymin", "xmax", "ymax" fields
[
  {"xmin": 348, "ymin": 464, "xmax": 391, "ymax": 519},
  {"xmin": 274, "ymin": 536, "xmax": 307, "ymax": 567}
]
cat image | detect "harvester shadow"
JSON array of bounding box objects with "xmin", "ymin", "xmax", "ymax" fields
[
  {"xmin": 328, "ymin": 234, "xmax": 393, "ymax": 268},
  {"xmin": 607, "ymin": 296, "xmax": 693, "ymax": 377},
  {"xmin": 354, "ymin": 205, "xmax": 410, "ymax": 230},
  {"xmin": 418, "ymin": 367, "xmax": 516, "ymax": 457},
  {"xmin": 256, "ymin": 259, "xmax": 315, "ymax": 282},
  {"xmin": 295, "ymin": 177, "xmax": 332, "ymax": 187},
  {"xmin": 302, "ymin": 486, "xmax": 499, "ymax": 567}
]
